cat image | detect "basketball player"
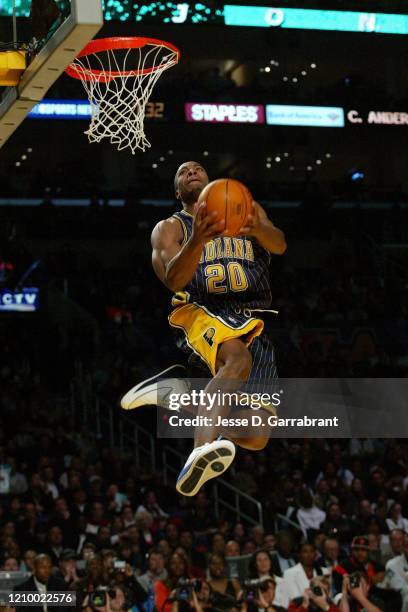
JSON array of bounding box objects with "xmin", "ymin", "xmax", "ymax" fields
[{"xmin": 121, "ymin": 161, "xmax": 286, "ymax": 496}]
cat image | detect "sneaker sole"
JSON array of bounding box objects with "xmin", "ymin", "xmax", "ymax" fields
[{"xmin": 176, "ymin": 443, "xmax": 235, "ymax": 497}]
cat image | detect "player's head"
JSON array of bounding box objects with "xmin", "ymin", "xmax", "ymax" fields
[{"xmin": 174, "ymin": 161, "xmax": 209, "ymax": 205}]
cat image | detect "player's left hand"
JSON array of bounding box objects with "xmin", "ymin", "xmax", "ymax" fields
[{"xmin": 237, "ymin": 201, "xmax": 261, "ymax": 236}]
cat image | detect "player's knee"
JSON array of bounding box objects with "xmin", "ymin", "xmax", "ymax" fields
[
  {"xmin": 247, "ymin": 437, "xmax": 269, "ymax": 450},
  {"xmin": 235, "ymin": 436, "xmax": 268, "ymax": 450},
  {"xmin": 223, "ymin": 346, "xmax": 252, "ymax": 380}
]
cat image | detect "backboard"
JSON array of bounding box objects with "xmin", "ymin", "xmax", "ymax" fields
[{"xmin": 0, "ymin": 0, "xmax": 103, "ymax": 148}]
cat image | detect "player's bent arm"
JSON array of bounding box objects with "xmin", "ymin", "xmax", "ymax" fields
[
  {"xmin": 253, "ymin": 203, "xmax": 287, "ymax": 255},
  {"xmin": 151, "ymin": 219, "xmax": 203, "ymax": 292}
]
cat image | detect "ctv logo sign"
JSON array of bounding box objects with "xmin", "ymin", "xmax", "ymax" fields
[
  {"xmin": 0, "ymin": 288, "xmax": 39, "ymax": 312},
  {"xmin": 185, "ymin": 103, "xmax": 265, "ymax": 124}
]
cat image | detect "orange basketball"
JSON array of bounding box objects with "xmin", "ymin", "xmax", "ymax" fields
[{"xmin": 197, "ymin": 178, "xmax": 252, "ymax": 237}]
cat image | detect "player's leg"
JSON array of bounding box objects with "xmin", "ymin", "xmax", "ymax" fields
[
  {"xmin": 120, "ymin": 337, "xmax": 275, "ymax": 451},
  {"xmin": 193, "ymin": 337, "xmax": 252, "ymax": 446},
  {"xmin": 175, "ymin": 338, "xmax": 253, "ymax": 496},
  {"xmin": 193, "ymin": 337, "xmax": 271, "ymax": 450},
  {"xmin": 217, "ymin": 332, "xmax": 278, "ymax": 450}
]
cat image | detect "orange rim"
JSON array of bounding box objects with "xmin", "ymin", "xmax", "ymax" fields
[{"xmin": 65, "ymin": 36, "xmax": 180, "ymax": 82}]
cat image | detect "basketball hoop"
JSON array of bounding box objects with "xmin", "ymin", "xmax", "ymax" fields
[{"xmin": 65, "ymin": 37, "xmax": 180, "ymax": 154}]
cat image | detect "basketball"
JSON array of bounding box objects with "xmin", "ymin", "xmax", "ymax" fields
[{"xmin": 197, "ymin": 178, "xmax": 253, "ymax": 237}]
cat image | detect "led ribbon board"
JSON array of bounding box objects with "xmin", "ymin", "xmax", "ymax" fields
[
  {"xmin": 1, "ymin": 1, "xmax": 223, "ymax": 23},
  {"xmin": 223, "ymin": 6, "xmax": 408, "ymax": 34},
  {"xmin": 185, "ymin": 103, "xmax": 265, "ymax": 124},
  {"xmin": 28, "ymin": 100, "xmax": 165, "ymax": 119},
  {"xmin": 347, "ymin": 109, "xmax": 408, "ymax": 125},
  {"xmin": 4, "ymin": 3, "xmax": 408, "ymax": 34},
  {"xmin": 28, "ymin": 100, "xmax": 91, "ymax": 119},
  {"xmin": 266, "ymin": 105, "xmax": 345, "ymax": 127}
]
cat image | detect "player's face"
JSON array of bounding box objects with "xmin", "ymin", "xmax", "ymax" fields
[{"xmin": 175, "ymin": 161, "xmax": 209, "ymax": 205}]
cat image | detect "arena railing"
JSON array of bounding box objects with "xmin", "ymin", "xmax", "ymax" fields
[
  {"xmin": 68, "ymin": 368, "xmax": 265, "ymax": 525},
  {"xmin": 161, "ymin": 445, "xmax": 264, "ymax": 527},
  {"xmin": 69, "ymin": 366, "xmax": 156, "ymax": 472}
]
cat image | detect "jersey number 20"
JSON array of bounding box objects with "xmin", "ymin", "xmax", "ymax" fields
[{"xmin": 205, "ymin": 263, "xmax": 248, "ymax": 294}]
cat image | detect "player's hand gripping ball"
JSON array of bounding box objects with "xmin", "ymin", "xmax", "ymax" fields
[{"xmin": 197, "ymin": 178, "xmax": 252, "ymax": 237}]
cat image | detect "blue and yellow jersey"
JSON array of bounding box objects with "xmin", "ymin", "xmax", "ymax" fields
[{"xmin": 171, "ymin": 209, "xmax": 272, "ymax": 313}]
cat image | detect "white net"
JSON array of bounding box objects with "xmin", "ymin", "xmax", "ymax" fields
[{"xmin": 67, "ymin": 39, "xmax": 179, "ymax": 154}]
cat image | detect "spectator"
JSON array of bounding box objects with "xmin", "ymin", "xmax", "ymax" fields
[
  {"xmin": 289, "ymin": 576, "xmax": 339, "ymax": 612},
  {"xmin": 170, "ymin": 580, "xmax": 211, "ymax": 612},
  {"xmin": 52, "ymin": 497, "xmax": 79, "ymax": 550},
  {"xmin": 225, "ymin": 540, "xmax": 241, "ymax": 558},
  {"xmin": 135, "ymin": 510, "xmax": 155, "ymax": 550},
  {"xmin": 284, "ymin": 543, "xmax": 328, "ymax": 602},
  {"xmin": 107, "ymin": 586, "xmax": 128, "ymax": 612},
  {"xmin": 71, "ymin": 488, "xmax": 88, "ymax": 520},
  {"xmin": 387, "ymin": 529, "xmax": 406, "ymax": 561},
  {"xmin": 271, "ymin": 532, "xmax": 297, "ymax": 578},
  {"xmin": 385, "ymin": 532, "xmax": 408, "ymax": 612},
  {"xmin": 2, "ymin": 556, "xmax": 20, "ymax": 571},
  {"xmin": 41, "ymin": 466, "xmax": 60, "ymax": 500},
  {"xmin": 337, "ymin": 574, "xmax": 385, "ymax": 612},
  {"xmin": 154, "ymin": 552, "xmax": 189, "ymax": 612},
  {"xmin": 55, "ymin": 549, "xmax": 80, "ymax": 587},
  {"xmin": 23, "ymin": 473, "xmax": 52, "ymax": 512},
  {"xmin": 386, "ymin": 504, "xmax": 408, "ymax": 534},
  {"xmin": 165, "ymin": 522, "xmax": 180, "ymax": 550},
  {"xmin": 179, "ymin": 530, "xmax": 206, "ymax": 570},
  {"xmin": 8, "ymin": 458, "xmax": 28, "ymax": 494},
  {"xmin": 43, "ymin": 526, "xmax": 64, "ymax": 566},
  {"xmin": 318, "ymin": 537, "xmax": 342, "ymax": 570},
  {"xmin": 251, "ymin": 525, "xmax": 266, "ymax": 549},
  {"xmin": 296, "ymin": 489, "xmax": 326, "ymax": 540},
  {"xmin": 243, "ymin": 540, "xmax": 258, "ymax": 556},
  {"xmin": 332, "ymin": 536, "xmax": 385, "ymax": 596},
  {"xmin": 75, "ymin": 554, "xmax": 105, "ymax": 599},
  {"xmin": 136, "ymin": 491, "xmax": 168, "ymax": 520},
  {"xmin": 353, "ymin": 501, "xmax": 375, "ymax": 535},
  {"xmin": 233, "ymin": 523, "xmax": 247, "ymax": 545},
  {"xmin": 232, "ymin": 455, "xmax": 258, "ymax": 497},
  {"xmin": 333, "ymin": 536, "xmax": 403, "ymax": 609},
  {"xmin": 211, "ymin": 532, "xmax": 226, "ymax": 556},
  {"xmin": 137, "ymin": 550, "xmax": 168, "ymax": 594},
  {"xmin": 321, "ymin": 504, "xmax": 353, "ymax": 544},
  {"xmin": 367, "ymin": 533, "xmax": 384, "ymax": 565},
  {"xmin": 314, "ymin": 480, "xmax": 338, "ymax": 511},
  {"xmin": 207, "ymin": 553, "xmax": 242, "ymax": 604},
  {"xmin": 13, "ymin": 554, "xmax": 67, "ymax": 612},
  {"xmin": 247, "ymin": 577, "xmax": 287, "ymax": 612},
  {"xmin": 21, "ymin": 549, "xmax": 37, "ymax": 572},
  {"xmin": 249, "ymin": 549, "xmax": 289, "ymax": 609},
  {"xmin": 264, "ymin": 535, "xmax": 276, "ymax": 553}
]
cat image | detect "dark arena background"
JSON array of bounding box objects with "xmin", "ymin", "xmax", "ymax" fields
[{"xmin": 1, "ymin": 1, "xmax": 408, "ymax": 611}]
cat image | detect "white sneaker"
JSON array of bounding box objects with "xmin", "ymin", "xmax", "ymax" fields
[
  {"xmin": 120, "ymin": 364, "xmax": 189, "ymax": 411},
  {"xmin": 176, "ymin": 439, "xmax": 236, "ymax": 497}
]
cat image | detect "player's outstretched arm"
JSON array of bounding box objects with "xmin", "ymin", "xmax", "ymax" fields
[
  {"xmin": 151, "ymin": 203, "xmax": 225, "ymax": 292},
  {"xmin": 238, "ymin": 202, "xmax": 287, "ymax": 255}
]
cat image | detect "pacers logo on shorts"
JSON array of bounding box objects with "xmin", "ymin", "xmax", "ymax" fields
[{"xmin": 203, "ymin": 327, "xmax": 216, "ymax": 347}]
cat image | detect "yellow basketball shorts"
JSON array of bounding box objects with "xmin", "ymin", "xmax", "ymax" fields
[{"xmin": 168, "ymin": 303, "xmax": 264, "ymax": 377}]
